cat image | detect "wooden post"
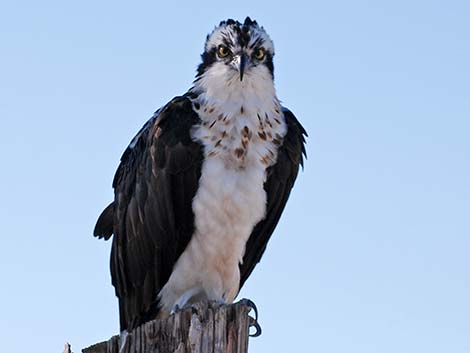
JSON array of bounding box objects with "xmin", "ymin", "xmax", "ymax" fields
[{"xmin": 82, "ymin": 300, "xmax": 258, "ymax": 353}]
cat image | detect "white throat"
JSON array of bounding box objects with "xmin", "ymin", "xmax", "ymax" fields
[{"xmin": 190, "ymin": 64, "xmax": 286, "ymax": 168}]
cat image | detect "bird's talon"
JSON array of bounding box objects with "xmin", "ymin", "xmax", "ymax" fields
[
  {"xmin": 248, "ymin": 316, "xmax": 262, "ymax": 337},
  {"xmin": 170, "ymin": 304, "xmax": 181, "ymax": 315},
  {"xmin": 239, "ymin": 299, "xmax": 261, "ymax": 337},
  {"xmin": 239, "ymin": 298, "xmax": 259, "ymax": 321},
  {"xmin": 190, "ymin": 304, "xmax": 199, "ymax": 315}
]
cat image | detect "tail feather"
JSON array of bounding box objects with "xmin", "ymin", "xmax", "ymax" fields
[{"xmin": 94, "ymin": 202, "xmax": 114, "ymax": 240}]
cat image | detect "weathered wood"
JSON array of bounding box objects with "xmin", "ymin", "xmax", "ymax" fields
[{"xmin": 82, "ymin": 300, "xmax": 256, "ymax": 353}]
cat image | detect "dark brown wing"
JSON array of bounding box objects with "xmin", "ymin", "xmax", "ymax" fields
[
  {"xmin": 239, "ymin": 107, "xmax": 307, "ymax": 288},
  {"xmin": 94, "ymin": 96, "xmax": 203, "ymax": 331}
]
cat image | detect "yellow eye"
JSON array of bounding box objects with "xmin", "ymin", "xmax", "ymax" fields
[
  {"xmin": 254, "ymin": 48, "xmax": 265, "ymax": 60},
  {"xmin": 218, "ymin": 45, "xmax": 230, "ymax": 58}
]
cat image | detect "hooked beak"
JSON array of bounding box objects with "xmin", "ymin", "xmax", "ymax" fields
[{"xmin": 239, "ymin": 54, "xmax": 248, "ymax": 81}]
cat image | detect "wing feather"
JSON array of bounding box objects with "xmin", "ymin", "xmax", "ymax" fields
[
  {"xmin": 239, "ymin": 107, "xmax": 307, "ymax": 288},
  {"xmin": 96, "ymin": 96, "xmax": 203, "ymax": 330},
  {"xmin": 96, "ymin": 99, "xmax": 305, "ymax": 329}
]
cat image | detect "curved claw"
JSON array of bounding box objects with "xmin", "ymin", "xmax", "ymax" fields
[
  {"xmin": 239, "ymin": 299, "xmax": 262, "ymax": 337},
  {"xmin": 248, "ymin": 316, "xmax": 262, "ymax": 337},
  {"xmin": 239, "ymin": 298, "xmax": 258, "ymax": 321},
  {"xmin": 172, "ymin": 302, "xmax": 201, "ymax": 315},
  {"xmin": 170, "ymin": 304, "xmax": 181, "ymax": 315}
]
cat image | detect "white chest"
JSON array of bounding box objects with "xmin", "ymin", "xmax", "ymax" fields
[
  {"xmin": 190, "ymin": 92, "xmax": 287, "ymax": 239},
  {"xmin": 188, "ymin": 96, "xmax": 286, "ymax": 291},
  {"xmin": 157, "ymin": 82, "xmax": 287, "ymax": 313}
]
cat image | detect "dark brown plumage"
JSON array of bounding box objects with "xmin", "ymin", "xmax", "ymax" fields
[{"xmin": 94, "ymin": 97, "xmax": 306, "ymax": 331}]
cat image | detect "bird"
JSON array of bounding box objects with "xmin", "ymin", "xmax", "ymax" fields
[{"xmin": 94, "ymin": 17, "xmax": 307, "ymax": 333}]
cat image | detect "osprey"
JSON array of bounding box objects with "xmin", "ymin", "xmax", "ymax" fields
[{"xmin": 94, "ymin": 17, "xmax": 307, "ymax": 332}]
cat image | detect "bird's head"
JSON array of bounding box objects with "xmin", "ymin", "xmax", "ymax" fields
[{"xmin": 195, "ymin": 17, "xmax": 275, "ymax": 86}]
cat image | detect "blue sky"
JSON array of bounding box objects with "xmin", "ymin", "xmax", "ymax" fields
[{"xmin": 1, "ymin": 1, "xmax": 469, "ymax": 352}]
